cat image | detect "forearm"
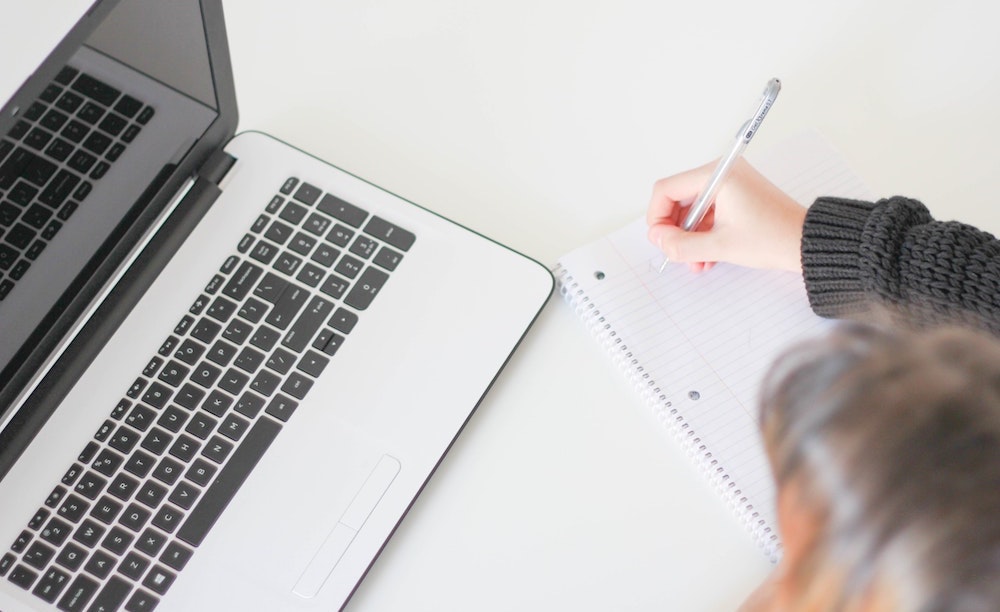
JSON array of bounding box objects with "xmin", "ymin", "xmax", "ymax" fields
[{"xmin": 801, "ymin": 196, "xmax": 1000, "ymax": 331}]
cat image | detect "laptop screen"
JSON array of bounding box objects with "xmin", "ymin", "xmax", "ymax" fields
[{"xmin": 0, "ymin": 0, "xmax": 232, "ymax": 433}]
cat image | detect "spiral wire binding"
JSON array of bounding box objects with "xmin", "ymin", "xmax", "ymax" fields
[{"xmin": 554, "ymin": 264, "xmax": 781, "ymax": 562}]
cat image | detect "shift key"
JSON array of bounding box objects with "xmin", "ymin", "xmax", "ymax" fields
[{"xmin": 283, "ymin": 296, "xmax": 334, "ymax": 352}]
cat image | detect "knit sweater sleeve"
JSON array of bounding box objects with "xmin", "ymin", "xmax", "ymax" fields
[{"xmin": 801, "ymin": 196, "xmax": 1000, "ymax": 331}]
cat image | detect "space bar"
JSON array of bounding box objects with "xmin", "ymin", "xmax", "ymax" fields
[{"xmin": 177, "ymin": 418, "xmax": 282, "ymax": 547}]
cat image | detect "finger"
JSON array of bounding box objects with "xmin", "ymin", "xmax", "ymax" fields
[
  {"xmin": 650, "ymin": 223, "xmax": 722, "ymax": 264},
  {"xmin": 646, "ymin": 162, "xmax": 716, "ymax": 227}
]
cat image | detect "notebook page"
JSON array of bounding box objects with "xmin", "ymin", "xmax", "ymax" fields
[{"xmin": 556, "ymin": 131, "xmax": 871, "ymax": 558}]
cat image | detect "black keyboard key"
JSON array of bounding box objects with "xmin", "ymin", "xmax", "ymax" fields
[
  {"xmin": 249, "ymin": 240, "xmax": 278, "ymax": 265},
  {"xmin": 84, "ymin": 549, "xmax": 116, "ymax": 580},
  {"xmin": 105, "ymin": 142, "xmax": 126, "ymax": 161},
  {"xmin": 206, "ymin": 340, "xmax": 237, "ymax": 368},
  {"xmin": 191, "ymin": 318, "xmax": 222, "ymax": 343},
  {"xmin": 40, "ymin": 517, "xmax": 72, "ymax": 547},
  {"xmin": 137, "ymin": 106, "xmax": 155, "ymax": 125},
  {"xmin": 118, "ymin": 551, "xmax": 149, "ymax": 581},
  {"xmin": 61, "ymin": 119, "xmax": 88, "ymax": 143},
  {"xmin": 98, "ymin": 112, "xmax": 127, "ymax": 136},
  {"xmin": 55, "ymin": 67, "xmax": 79, "ymax": 85},
  {"xmin": 281, "ymin": 372, "xmax": 314, "ymax": 399},
  {"xmin": 125, "ymin": 403, "xmax": 157, "ymax": 431},
  {"xmin": 296, "ymin": 262, "xmax": 325, "ymax": 287},
  {"xmin": 185, "ymin": 412, "xmax": 217, "ymax": 440},
  {"xmin": 12, "ymin": 529, "xmax": 33, "ymax": 551},
  {"xmin": 77, "ymin": 102, "xmax": 105, "ymax": 125},
  {"xmin": 329, "ymin": 307, "xmax": 358, "ymax": 334},
  {"xmin": 24, "ymin": 102, "xmax": 46, "ymax": 121},
  {"xmin": 74, "ymin": 181, "xmax": 91, "ymax": 201},
  {"xmin": 265, "ymin": 284, "xmax": 309, "ymax": 330},
  {"xmin": 177, "ymin": 417, "xmax": 281, "ymax": 546},
  {"xmin": 72, "ymin": 518, "xmax": 106, "ymax": 549},
  {"xmin": 222, "ymin": 260, "xmax": 263, "ymax": 301},
  {"xmin": 109, "ymin": 426, "xmax": 141, "ymax": 454},
  {"xmin": 250, "ymin": 325, "xmax": 281, "ymax": 352},
  {"xmin": 288, "ymin": 231, "xmax": 316, "ymax": 255},
  {"xmin": 54, "ymin": 542, "xmax": 87, "ymax": 572},
  {"xmin": 364, "ymin": 215, "xmax": 416, "ymax": 251},
  {"xmin": 57, "ymin": 495, "xmax": 90, "ymax": 524},
  {"xmin": 23, "ymin": 540, "xmax": 56, "ymax": 569},
  {"xmin": 82, "ymin": 131, "xmax": 112, "ymax": 155},
  {"xmin": 8, "ymin": 564, "xmax": 37, "ymax": 591},
  {"xmin": 264, "ymin": 394, "xmax": 298, "ymax": 422},
  {"xmin": 249, "ymin": 369, "xmax": 281, "ymax": 396},
  {"xmin": 279, "ymin": 202, "xmax": 308, "ymax": 225},
  {"xmin": 56, "ymin": 91, "xmax": 84, "ymax": 114},
  {"xmin": 2, "ymin": 147, "xmax": 57, "ymax": 189},
  {"xmin": 264, "ymin": 219, "xmax": 294, "ymax": 244},
  {"xmin": 302, "ymin": 212, "xmax": 332, "ymax": 236},
  {"xmin": 141, "ymin": 427, "xmax": 174, "ymax": 455},
  {"xmin": 234, "ymin": 392, "xmax": 265, "ymax": 419},
  {"xmin": 161, "ymin": 542, "xmax": 193, "ymax": 571},
  {"xmin": 8, "ymin": 120, "xmax": 31, "ymax": 141},
  {"xmin": 282, "ymin": 295, "xmax": 334, "ymax": 352},
  {"xmin": 317, "ymin": 193, "xmax": 367, "ymax": 227},
  {"xmin": 185, "ymin": 458, "xmax": 217, "ymax": 487},
  {"xmin": 0, "ymin": 552, "xmax": 15, "ymax": 576},
  {"xmin": 74, "ymin": 471, "xmax": 107, "ymax": 500},
  {"xmin": 238, "ymin": 297, "xmax": 268, "ymax": 323},
  {"xmin": 373, "ymin": 246, "xmax": 403, "ymax": 271},
  {"xmin": 143, "ymin": 565, "xmax": 176, "ymax": 596},
  {"xmin": 68, "ymin": 149, "xmax": 97, "ymax": 174},
  {"xmin": 153, "ymin": 456, "xmax": 184, "ymax": 486},
  {"xmin": 24, "ymin": 127, "xmax": 53, "ymax": 151},
  {"xmin": 152, "ymin": 505, "xmax": 184, "ymax": 534},
  {"xmin": 349, "ymin": 235, "xmax": 379, "ymax": 259},
  {"xmin": 345, "ymin": 266, "xmax": 389, "ymax": 310},
  {"xmin": 89, "ymin": 575, "xmax": 132, "ymax": 612},
  {"xmin": 123, "ymin": 451, "xmax": 156, "ymax": 479},
  {"xmin": 263, "ymin": 346, "xmax": 294, "ymax": 375},
  {"xmin": 91, "ymin": 449, "xmax": 124, "ymax": 477},
  {"xmin": 90, "ymin": 161, "xmax": 110, "ymax": 180},
  {"xmin": 32, "ymin": 566, "xmax": 70, "ymax": 604},
  {"xmin": 115, "ymin": 95, "xmax": 143, "ymax": 118},
  {"xmin": 109, "ymin": 473, "xmax": 140, "ymax": 501},
  {"xmin": 28, "ymin": 507, "xmax": 51, "ymax": 529},
  {"xmin": 41, "ymin": 108, "xmax": 69, "ymax": 131},
  {"xmin": 121, "ymin": 124, "xmax": 141, "ymax": 143},
  {"xmin": 297, "ymin": 351, "xmax": 330, "ymax": 378},
  {"xmin": 136, "ymin": 480, "xmax": 169, "ymax": 509},
  {"xmin": 45, "ymin": 486, "xmax": 68, "ymax": 508},
  {"xmin": 120, "ymin": 503, "xmax": 152, "ymax": 533},
  {"xmin": 273, "ymin": 251, "xmax": 302, "ymax": 276},
  {"xmin": 136, "ymin": 528, "xmax": 167, "ymax": 558},
  {"xmin": 0, "ymin": 244, "xmax": 17, "ymax": 269},
  {"xmin": 333, "ymin": 254, "xmax": 363, "ymax": 279},
  {"xmin": 292, "ymin": 182, "xmax": 321, "ymax": 205},
  {"xmin": 125, "ymin": 589, "xmax": 159, "ymax": 611},
  {"xmin": 201, "ymin": 389, "xmax": 232, "ymax": 417},
  {"xmin": 280, "ymin": 177, "xmax": 299, "ymax": 195},
  {"xmin": 59, "ymin": 574, "xmax": 101, "ymax": 612},
  {"xmin": 201, "ymin": 435, "xmax": 234, "ymax": 464},
  {"xmin": 90, "ymin": 496, "xmax": 123, "ymax": 525},
  {"xmin": 71, "ymin": 73, "xmax": 121, "ymax": 106},
  {"xmin": 206, "ymin": 295, "xmax": 238, "ymax": 322},
  {"xmin": 326, "ymin": 223, "xmax": 354, "ymax": 247},
  {"xmin": 219, "ymin": 413, "xmax": 250, "ymax": 441},
  {"xmin": 158, "ymin": 405, "xmax": 189, "ymax": 432},
  {"xmin": 101, "ymin": 525, "xmax": 133, "ymax": 555}
]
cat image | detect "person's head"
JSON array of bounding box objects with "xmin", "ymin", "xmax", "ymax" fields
[{"xmin": 755, "ymin": 323, "xmax": 1000, "ymax": 611}]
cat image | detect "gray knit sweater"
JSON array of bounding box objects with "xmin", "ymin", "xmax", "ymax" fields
[{"xmin": 801, "ymin": 196, "xmax": 1000, "ymax": 332}]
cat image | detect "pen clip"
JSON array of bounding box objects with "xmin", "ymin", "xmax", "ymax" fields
[{"xmin": 741, "ymin": 78, "xmax": 781, "ymax": 143}]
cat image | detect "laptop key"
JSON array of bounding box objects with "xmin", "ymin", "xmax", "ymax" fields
[
  {"xmin": 89, "ymin": 575, "xmax": 132, "ymax": 612},
  {"xmin": 57, "ymin": 573, "xmax": 100, "ymax": 611},
  {"xmin": 71, "ymin": 73, "xmax": 121, "ymax": 107},
  {"xmin": 32, "ymin": 567, "xmax": 71, "ymax": 604},
  {"xmin": 317, "ymin": 193, "xmax": 367, "ymax": 228},
  {"xmin": 8, "ymin": 564, "xmax": 38, "ymax": 590}
]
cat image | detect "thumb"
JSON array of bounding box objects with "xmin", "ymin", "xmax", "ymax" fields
[{"xmin": 648, "ymin": 223, "xmax": 720, "ymax": 264}]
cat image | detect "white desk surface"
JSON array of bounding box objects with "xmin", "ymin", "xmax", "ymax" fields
[{"xmin": 17, "ymin": 1, "xmax": 1000, "ymax": 610}]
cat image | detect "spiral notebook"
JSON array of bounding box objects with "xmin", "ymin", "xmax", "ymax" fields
[{"xmin": 554, "ymin": 132, "xmax": 871, "ymax": 560}]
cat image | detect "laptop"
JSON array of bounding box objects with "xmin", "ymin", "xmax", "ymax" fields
[{"xmin": 0, "ymin": 1, "xmax": 553, "ymax": 610}]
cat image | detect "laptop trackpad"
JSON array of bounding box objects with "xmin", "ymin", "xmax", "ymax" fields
[{"xmin": 293, "ymin": 454, "xmax": 401, "ymax": 598}]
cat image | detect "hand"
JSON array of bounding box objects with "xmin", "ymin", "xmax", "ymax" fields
[{"xmin": 646, "ymin": 159, "xmax": 806, "ymax": 273}]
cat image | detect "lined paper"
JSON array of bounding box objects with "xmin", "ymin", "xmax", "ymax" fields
[{"xmin": 556, "ymin": 131, "xmax": 871, "ymax": 558}]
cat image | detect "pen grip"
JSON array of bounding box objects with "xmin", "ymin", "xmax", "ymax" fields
[{"xmin": 680, "ymin": 136, "xmax": 748, "ymax": 231}]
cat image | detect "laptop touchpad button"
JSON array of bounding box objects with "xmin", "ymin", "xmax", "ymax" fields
[{"xmin": 293, "ymin": 454, "xmax": 402, "ymax": 598}]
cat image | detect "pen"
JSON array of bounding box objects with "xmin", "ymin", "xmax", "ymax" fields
[{"xmin": 658, "ymin": 78, "xmax": 781, "ymax": 272}]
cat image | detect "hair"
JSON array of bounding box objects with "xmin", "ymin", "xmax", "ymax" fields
[{"xmin": 759, "ymin": 323, "xmax": 1000, "ymax": 611}]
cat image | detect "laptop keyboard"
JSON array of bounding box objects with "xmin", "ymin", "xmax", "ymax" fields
[
  {"xmin": 0, "ymin": 66, "xmax": 155, "ymax": 301},
  {"xmin": 0, "ymin": 177, "xmax": 415, "ymax": 610}
]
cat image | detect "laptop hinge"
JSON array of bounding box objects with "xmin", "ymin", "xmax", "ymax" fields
[
  {"xmin": 0, "ymin": 154, "xmax": 236, "ymax": 479},
  {"xmin": 198, "ymin": 148, "xmax": 237, "ymax": 186}
]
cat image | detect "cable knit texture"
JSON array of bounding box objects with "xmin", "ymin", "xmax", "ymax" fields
[{"xmin": 802, "ymin": 196, "xmax": 1000, "ymax": 333}]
